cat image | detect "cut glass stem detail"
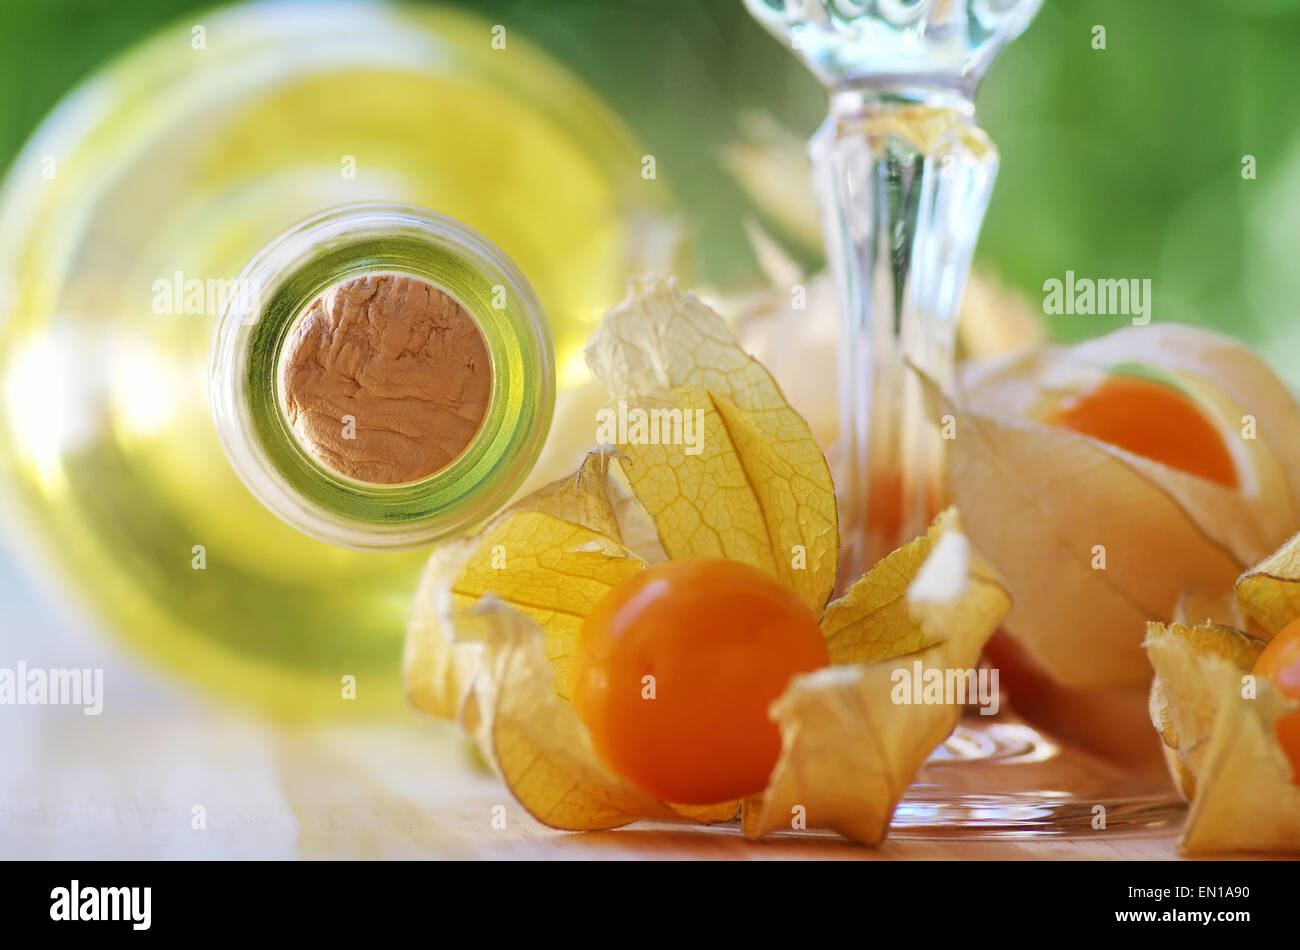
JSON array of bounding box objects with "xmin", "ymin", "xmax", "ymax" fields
[
  {"xmin": 744, "ymin": 0, "xmax": 1185, "ymax": 839},
  {"xmin": 744, "ymin": 0, "xmax": 1040, "ymax": 575},
  {"xmin": 814, "ymin": 91, "xmax": 996, "ymax": 578}
]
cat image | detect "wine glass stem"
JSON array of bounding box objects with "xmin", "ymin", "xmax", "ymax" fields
[{"xmin": 812, "ymin": 86, "xmax": 999, "ymax": 584}]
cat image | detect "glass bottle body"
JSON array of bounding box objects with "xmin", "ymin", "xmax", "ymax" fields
[{"xmin": 0, "ymin": 3, "xmax": 671, "ymax": 717}]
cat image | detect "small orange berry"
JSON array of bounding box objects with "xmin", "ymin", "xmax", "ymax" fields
[
  {"xmin": 1049, "ymin": 374, "xmax": 1238, "ymax": 488},
  {"xmin": 1255, "ymin": 618, "xmax": 1300, "ymax": 784},
  {"xmin": 571, "ymin": 558, "xmax": 830, "ymax": 805}
]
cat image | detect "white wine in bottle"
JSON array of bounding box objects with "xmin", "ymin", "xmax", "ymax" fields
[{"xmin": 0, "ymin": 3, "xmax": 677, "ymax": 718}]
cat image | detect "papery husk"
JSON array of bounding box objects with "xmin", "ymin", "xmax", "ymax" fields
[
  {"xmin": 405, "ymin": 450, "xmax": 651, "ymax": 720},
  {"xmin": 1063, "ymin": 325, "xmax": 1300, "ymax": 515},
  {"xmin": 515, "ymin": 445, "xmax": 667, "ymax": 564},
  {"xmin": 406, "ymin": 277, "xmax": 1010, "ymax": 845},
  {"xmin": 928, "ymin": 382, "xmax": 1241, "ymax": 688},
  {"xmin": 960, "ymin": 331, "xmax": 1297, "ymax": 566},
  {"xmin": 932, "ymin": 324, "xmax": 1300, "ymax": 689},
  {"xmin": 407, "ymin": 452, "xmax": 739, "ymax": 830},
  {"xmin": 1144, "ymin": 621, "xmax": 1266, "ymax": 800},
  {"xmin": 1236, "ymin": 529, "xmax": 1300, "ymax": 636},
  {"xmin": 741, "ymin": 510, "xmax": 1010, "ymax": 845},
  {"xmin": 584, "ymin": 276, "xmax": 840, "ymax": 614},
  {"xmin": 458, "ymin": 600, "xmax": 683, "ymax": 830},
  {"xmin": 819, "ymin": 521, "xmax": 958, "ymax": 665},
  {"xmin": 452, "ymin": 509, "xmax": 1005, "ymax": 842},
  {"xmin": 408, "ymin": 468, "xmax": 1005, "ymax": 845},
  {"xmin": 1179, "ymin": 675, "xmax": 1300, "ymax": 853},
  {"xmin": 410, "ymin": 278, "xmax": 841, "ymax": 736},
  {"xmin": 1146, "ymin": 536, "xmax": 1300, "ymax": 853}
]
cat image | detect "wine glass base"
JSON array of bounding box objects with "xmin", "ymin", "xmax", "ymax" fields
[{"xmin": 888, "ymin": 715, "xmax": 1185, "ymax": 839}]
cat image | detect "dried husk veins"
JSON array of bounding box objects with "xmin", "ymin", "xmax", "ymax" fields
[
  {"xmin": 1144, "ymin": 621, "xmax": 1265, "ymax": 800},
  {"xmin": 404, "ymin": 459, "xmax": 647, "ymax": 720},
  {"xmin": 1180, "ymin": 677, "xmax": 1300, "ymax": 853},
  {"xmin": 583, "ymin": 276, "xmax": 839, "ymax": 615},
  {"xmin": 405, "ymin": 280, "xmax": 1009, "ymax": 845},
  {"xmin": 1145, "ymin": 528, "xmax": 1300, "ymax": 853},
  {"xmin": 929, "ymin": 381, "xmax": 1240, "ymax": 687},
  {"xmin": 926, "ymin": 324, "xmax": 1300, "ymax": 689},
  {"xmin": 419, "ymin": 505, "xmax": 1006, "ymax": 842},
  {"xmin": 1236, "ymin": 535, "xmax": 1300, "ymax": 636},
  {"xmin": 742, "ymin": 514, "xmax": 1010, "ymax": 844},
  {"xmin": 1149, "ymin": 627, "xmax": 1300, "ymax": 854},
  {"xmin": 961, "ymin": 323, "xmax": 1300, "ymax": 522}
]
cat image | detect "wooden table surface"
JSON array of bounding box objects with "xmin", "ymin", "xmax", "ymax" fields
[{"xmin": 0, "ymin": 704, "xmax": 1199, "ymax": 860}]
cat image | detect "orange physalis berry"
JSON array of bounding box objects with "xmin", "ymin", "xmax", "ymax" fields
[
  {"xmin": 1048, "ymin": 374, "xmax": 1238, "ymax": 489},
  {"xmin": 1254, "ymin": 618, "xmax": 1300, "ymax": 785},
  {"xmin": 572, "ymin": 558, "xmax": 830, "ymax": 804}
]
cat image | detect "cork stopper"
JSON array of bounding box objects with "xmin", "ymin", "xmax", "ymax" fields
[{"xmin": 278, "ymin": 273, "xmax": 491, "ymax": 484}]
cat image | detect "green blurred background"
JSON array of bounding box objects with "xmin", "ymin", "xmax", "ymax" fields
[{"xmin": 3, "ymin": 0, "xmax": 1299, "ymax": 362}]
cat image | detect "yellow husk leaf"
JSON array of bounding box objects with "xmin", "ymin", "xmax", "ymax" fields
[
  {"xmin": 961, "ymin": 334, "xmax": 1295, "ymax": 567},
  {"xmin": 742, "ymin": 510, "xmax": 1010, "ymax": 845},
  {"xmin": 405, "ymin": 452, "xmax": 650, "ymax": 719},
  {"xmin": 930, "ymin": 386, "xmax": 1241, "ymax": 687},
  {"xmin": 584, "ymin": 276, "xmax": 839, "ymax": 614},
  {"xmin": 406, "ymin": 457, "xmax": 736, "ymax": 828},
  {"xmin": 927, "ymin": 322, "xmax": 1300, "ymax": 689},
  {"xmin": 1180, "ymin": 673, "xmax": 1300, "ymax": 854},
  {"xmin": 516, "ymin": 446, "xmax": 668, "ymax": 565},
  {"xmin": 1236, "ymin": 529, "xmax": 1300, "ymax": 635},
  {"xmin": 1144, "ymin": 622, "xmax": 1265, "ymax": 800},
  {"xmin": 458, "ymin": 601, "xmax": 680, "ymax": 830},
  {"xmin": 1144, "ymin": 608, "xmax": 1300, "ymax": 853},
  {"xmin": 1063, "ymin": 324, "xmax": 1300, "ymax": 515},
  {"xmin": 1144, "ymin": 523, "xmax": 1300, "ymax": 853},
  {"xmin": 406, "ymin": 280, "xmax": 1008, "ymax": 845},
  {"xmin": 819, "ymin": 524, "xmax": 952, "ymax": 665}
]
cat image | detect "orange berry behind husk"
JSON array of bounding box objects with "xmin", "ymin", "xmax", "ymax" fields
[
  {"xmin": 1048, "ymin": 373, "xmax": 1238, "ymax": 489},
  {"xmin": 571, "ymin": 558, "xmax": 830, "ymax": 805},
  {"xmin": 1255, "ymin": 618, "xmax": 1300, "ymax": 785}
]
